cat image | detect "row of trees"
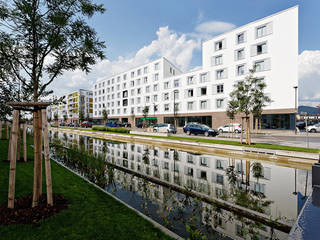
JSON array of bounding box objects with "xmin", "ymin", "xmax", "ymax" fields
[{"xmin": 226, "ymin": 68, "xmax": 271, "ymax": 145}]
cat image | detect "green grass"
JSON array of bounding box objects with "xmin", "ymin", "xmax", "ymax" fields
[
  {"xmin": 52, "ymin": 126, "xmax": 320, "ymax": 154},
  {"xmin": 0, "ymin": 137, "xmax": 173, "ymax": 240}
]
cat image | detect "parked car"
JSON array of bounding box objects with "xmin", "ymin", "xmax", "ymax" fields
[
  {"xmin": 105, "ymin": 120, "xmax": 121, "ymax": 127},
  {"xmin": 296, "ymin": 121, "xmax": 306, "ymax": 130},
  {"xmin": 153, "ymin": 123, "xmax": 176, "ymax": 133},
  {"xmin": 81, "ymin": 121, "xmax": 93, "ymax": 128},
  {"xmin": 218, "ymin": 123, "xmax": 242, "ymax": 133},
  {"xmin": 306, "ymin": 123, "xmax": 320, "ymax": 133},
  {"xmin": 121, "ymin": 122, "xmax": 131, "ymax": 128},
  {"xmin": 59, "ymin": 122, "xmax": 65, "ymax": 126},
  {"xmin": 67, "ymin": 122, "xmax": 74, "ymax": 127},
  {"xmin": 183, "ymin": 123, "xmax": 218, "ymax": 137}
]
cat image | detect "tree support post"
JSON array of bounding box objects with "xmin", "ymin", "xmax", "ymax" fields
[
  {"xmin": 23, "ymin": 123, "xmax": 27, "ymax": 162},
  {"xmin": 16, "ymin": 123, "xmax": 21, "ymax": 161},
  {"xmin": 39, "ymin": 109, "xmax": 43, "ymax": 196},
  {"xmin": 42, "ymin": 109, "xmax": 53, "ymax": 206},
  {"xmin": 5, "ymin": 122, "xmax": 9, "ymax": 140},
  {"xmin": 8, "ymin": 110, "xmax": 20, "ymax": 209}
]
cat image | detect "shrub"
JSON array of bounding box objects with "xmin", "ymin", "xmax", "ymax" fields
[{"xmin": 92, "ymin": 126, "xmax": 130, "ymax": 134}]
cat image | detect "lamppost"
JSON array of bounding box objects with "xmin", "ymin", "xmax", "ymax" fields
[
  {"xmin": 294, "ymin": 86, "xmax": 298, "ymax": 134},
  {"xmin": 173, "ymin": 90, "xmax": 179, "ymax": 127}
]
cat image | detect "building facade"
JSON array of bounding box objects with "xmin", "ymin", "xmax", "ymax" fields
[
  {"xmin": 93, "ymin": 6, "xmax": 298, "ymax": 130},
  {"xmin": 50, "ymin": 89, "xmax": 93, "ymax": 124}
]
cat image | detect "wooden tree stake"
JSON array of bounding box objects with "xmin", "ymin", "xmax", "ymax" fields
[
  {"xmin": 32, "ymin": 110, "xmax": 41, "ymax": 207},
  {"xmin": 38, "ymin": 109, "xmax": 43, "ymax": 196},
  {"xmin": 42, "ymin": 109, "xmax": 53, "ymax": 206},
  {"xmin": 5, "ymin": 122, "xmax": 9, "ymax": 140},
  {"xmin": 8, "ymin": 110, "xmax": 20, "ymax": 209},
  {"xmin": 7, "ymin": 125, "xmax": 13, "ymax": 161},
  {"xmin": 17, "ymin": 123, "xmax": 21, "ymax": 161},
  {"xmin": 23, "ymin": 123, "xmax": 27, "ymax": 162}
]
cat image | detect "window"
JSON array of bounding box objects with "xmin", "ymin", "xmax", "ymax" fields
[
  {"xmin": 215, "ymin": 40, "xmax": 224, "ymax": 51},
  {"xmin": 217, "ymin": 84, "xmax": 224, "ymax": 93},
  {"xmin": 146, "ymin": 86, "xmax": 150, "ymax": 93},
  {"xmin": 153, "ymin": 84, "xmax": 158, "ymax": 91},
  {"xmin": 130, "ymin": 89, "xmax": 135, "ymax": 96},
  {"xmin": 200, "ymin": 100, "xmax": 208, "ymax": 109},
  {"xmin": 136, "ymin": 79, "xmax": 141, "ymax": 85},
  {"xmin": 137, "ymin": 97, "xmax": 141, "ymax": 104},
  {"xmin": 187, "ymin": 167, "xmax": 193, "ymax": 176},
  {"xmin": 154, "ymin": 73, "xmax": 159, "ymax": 81},
  {"xmin": 187, "ymin": 101, "xmax": 194, "ymax": 110},
  {"xmin": 164, "ymin": 81, "xmax": 169, "ymax": 89},
  {"xmin": 164, "ymin": 104, "xmax": 169, "ymax": 111},
  {"xmin": 200, "ymin": 157, "xmax": 208, "ymax": 166},
  {"xmin": 123, "ymin": 99, "xmax": 128, "ymax": 106},
  {"xmin": 200, "ymin": 171, "xmax": 207, "ymax": 180},
  {"xmin": 257, "ymin": 42, "xmax": 267, "ymax": 55},
  {"xmin": 200, "ymin": 87, "xmax": 207, "ymax": 96},
  {"xmin": 257, "ymin": 25, "xmax": 267, "ymax": 38},
  {"xmin": 123, "ymin": 74, "xmax": 127, "ymax": 80},
  {"xmin": 187, "ymin": 76, "xmax": 195, "ymax": 85},
  {"xmin": 153, "ymin": 105, "xmax": 158, "ymax": 112},
  {"xmin": 174, "ymin": 90, "xmax": 179, "ymax": 100},
  {"xmin": 255, "ymin": 59, "xmax": 270, "ymax": 72},
  {"xmin": 143, "ymin": 77, "xmax": 148, "ymax": 83},
  {"xmin": 137, "ymin": 88, "xmax": 141, "ymax": 94},
  {"xmin": 237, "ymin": 64, "xmax": 245, "ymax": 76},
  {"xmin": 200, "ymin": 73, "xmax": 208, "ymax": 83},
  {"xmin": 112, "ymin": 78, "xmax": 115, "ymax": 84},
  {"xmin": 144, "ymin": 67, "xmax": 148, "ymax": 74},
  {"xmin": 213, "ymin": 55, "xmax": 222, "ymax": 66},
  {"xmin": 137, "ymin": 69, "xmax": 141, "ymax": 75},
  {"xmin": 237, "ymin": 32, "xmax": 245, "ymax": 44},
  {"xmin": 131, "ymin": 71, "xmax": 134, "ymax": 78},
  {"xmin": 153, "ymin": 95, "xmax": 158, "ymax": 102},
  {"xmin": 235, "ymin": 49, "xmax": 245, "ymax": 60},
  {"xmin": 154, "ymin": 62, "xmax": 159, "ymax": 70},
  {"xmin": 216, "ymin": 69, "xmax": 226, "ymax": 79},
  {"xmin": 164, "ymin": 93, "xmax": 169, "ymax": 100},
  {"xmin": 130, "ymin": 98, "xmax": 134, "ymax": 105},
  {"xmin": 216, "ymin": 174, "xmax": 224, "ymax": 184},
  {"xmin": 188, "ymin": 89, "xmax": 194, "ymax": 98},
  {"xmin": 123, "ymin": 90, "xmax": 128, "ymax": 98},
  {"xmin": 174, "ymin": 79, "xmax": 180, "ymax": 87},
  {"xmin": 145, "ymin": 96, "xmax": 150, "ymax": 103},
  {"xmin": 130, "ymin": 81, "xmax": 134, "ymax": 87},
  {"xmin": 216, "ymin": 99, "xmax": 224, "ymax": 108}
]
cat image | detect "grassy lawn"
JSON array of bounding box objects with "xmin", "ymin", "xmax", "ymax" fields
[
  {"xmin": 52, "ymin": 126, "xmax": 320, "ymax": 154},
  {"xmin": 0, "ymin": 132, "xmax": 173, "ymax": 240}
]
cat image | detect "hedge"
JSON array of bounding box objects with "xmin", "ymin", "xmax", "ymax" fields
[{"xmin": 92, "ymin": 126, "xmax": 130, "ymax": 133}]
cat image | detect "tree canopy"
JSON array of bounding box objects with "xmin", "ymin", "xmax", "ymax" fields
[{"xmin": 0, "ymin": 0, "xmax": 106, "ymax": 102}]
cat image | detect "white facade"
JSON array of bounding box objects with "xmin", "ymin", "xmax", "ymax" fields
[{"xmin": 93, "ymin": 6, "xmax": 298, "ymax": 129}]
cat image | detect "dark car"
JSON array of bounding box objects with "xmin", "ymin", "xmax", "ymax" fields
[
  {"xmin": 296, "ymin": 121, "xmax": 306, "ymax": 130},
  {"xmin": 183, "ymin": 123, "xmax": 218, "ymax": 137},
  {"xmin": 67, "ymin": 122, "xmax": 74, "ymax": 127},
  {"xmin": 81, "ymin": 121, "xmax": 93, "ymax": 128},
  {"xmin": 59, "ymin": 122, "xmax": 65, "ymax": 126},
  {"xmin": 105, "ymin": 120, "xmax": 121, "ymax": 127}
]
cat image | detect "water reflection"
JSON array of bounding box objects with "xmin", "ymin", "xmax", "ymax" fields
[{"xmin": 49, "ymin": 130, "xmax": 312, "ymax": 240}]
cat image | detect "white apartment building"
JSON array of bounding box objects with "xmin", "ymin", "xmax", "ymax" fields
[
  {"xmin": 93, "ymin": 6, "xmax": 298, "ymax": 130},
  {"xmin": 50, "ymin": 89, "xmax": 93, "ymax": 124}
]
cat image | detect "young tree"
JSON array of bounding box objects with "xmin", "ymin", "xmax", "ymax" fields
[
  {"xmin": 54, "ymin": 112, "xmax": 58, "ymax": 126},
  {"xmin": 142, "ymin": 106, "xmax": 149, "ymax": 128},
  {"xmin": 0, "ymin": 0, "xmax": 106, "ymax": 208},
  {"xmin": 226, "ymin": 99, "xmax": 238, "ymax": 138},
  {"xmin": 102, "ymin": 109, "xmax": 108, "ymax": 125},
  {"xmin": 63, "ymin": 114, "xmax": 67, "ymax": 122},
  {"xmin": 130, "ymin": 109, "xmax": 135, "ymax": 128},
  {"xmin": 229, "ymin": 68, "xmax": 271, "ymax": 144}
]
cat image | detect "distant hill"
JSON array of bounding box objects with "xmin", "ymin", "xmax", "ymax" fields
[{"xmin": 298, "ymin": 106, "xmax": 319, "ymax": 115}]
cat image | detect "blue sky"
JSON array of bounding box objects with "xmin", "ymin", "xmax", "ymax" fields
[{"xmin": 51, "ymin": 0, "xmax": 320, "ymax": 107}]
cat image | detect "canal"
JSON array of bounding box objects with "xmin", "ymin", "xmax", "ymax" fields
[{"xmin": 49, "ymin": 130, "xmax": 312, "ymax": 240}]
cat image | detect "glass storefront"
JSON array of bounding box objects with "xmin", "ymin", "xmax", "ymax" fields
[
  {"xmin": 261, "ymin": 114, "xmax": 295, "ymax": 130},
  {"xmin": 164, "ymin": 116, "xmax": 212, "ymax": 127}
]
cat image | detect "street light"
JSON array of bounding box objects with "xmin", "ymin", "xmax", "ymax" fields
[
  {"xmin": 294, "ymin": 86, "xmax": 298, "ymax": 134},
  {"xmin": 173, "ymin": 90, "xmax": 179, "ymax": 127}
]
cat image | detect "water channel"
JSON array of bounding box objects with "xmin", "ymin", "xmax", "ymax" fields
[{"xmin": 49, "ymin": 130, "xmax": 312, "ymax": 240}]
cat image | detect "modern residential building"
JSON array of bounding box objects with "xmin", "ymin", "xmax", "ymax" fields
[
  {"xmin": 93, "ymin": 6, "xmax": 298, "ymax": 130},
  {"xmin": 50, "ymin": 89, "xmax": 93, "ymax": 124}
]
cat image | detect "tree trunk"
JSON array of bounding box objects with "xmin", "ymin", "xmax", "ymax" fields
[
  {"xmin": 42, "ymin": 109, "xmax": 53, "ymax": 206},
  {"xmin": 7, "ymin": 126, "xmax": 12, "ymax": 161},
  {"xmin": 240, "ymin": 160, "xmax": 244, "ymax": 184},
  {"xmin": 8, "ymin": 110, "xmax": 20, "ymax": 209},
  {"xmin": 240, "ymin": 118, "xmax": 244, "ymax": 144},
  {"xmin": 259, "ymin": 118, "xmax": 262, "ymax": 131},
  {"xmin": 38, "ymin": 109, "xmax": 43, "ymax": 196},
  {"xmin": 246, "ymin": 161, "xmax": 251, "ymax": 186},
  {"xmin": 255, "ymin": 117, "xmax": 258, "ymax": 134},
  {"xmin": 246, "ymin": 117, "xmax": 251, "ymax": 145},
  {"xmin": 23, "ymin": 123, "xmax": 27, "ymax": 162}
]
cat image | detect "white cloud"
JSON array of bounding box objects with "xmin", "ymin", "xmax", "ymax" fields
[
  {"xmin": 195, "ymin": 21, "xmax": 236, "ymax": 34},
  {"xmin": 48, "ymin": 20, "xmax": 236, "ymax": 98},
  {"xmin": 298, "ymin": 50, "xmax": 320, "ymax": 107}
]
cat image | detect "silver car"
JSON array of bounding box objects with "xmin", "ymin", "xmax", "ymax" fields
[
  {"xmin": 153, "ymin": 123, "xmax": 176, "ymax": 133},
  {"xmin": 307, "ymin": 123, "xmax": 320, "ymax": 133}
]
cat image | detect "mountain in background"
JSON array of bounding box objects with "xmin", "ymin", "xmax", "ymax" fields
[{"xmin": 298, "ymin": 105, "xmax": 319, "ymax": 115}]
